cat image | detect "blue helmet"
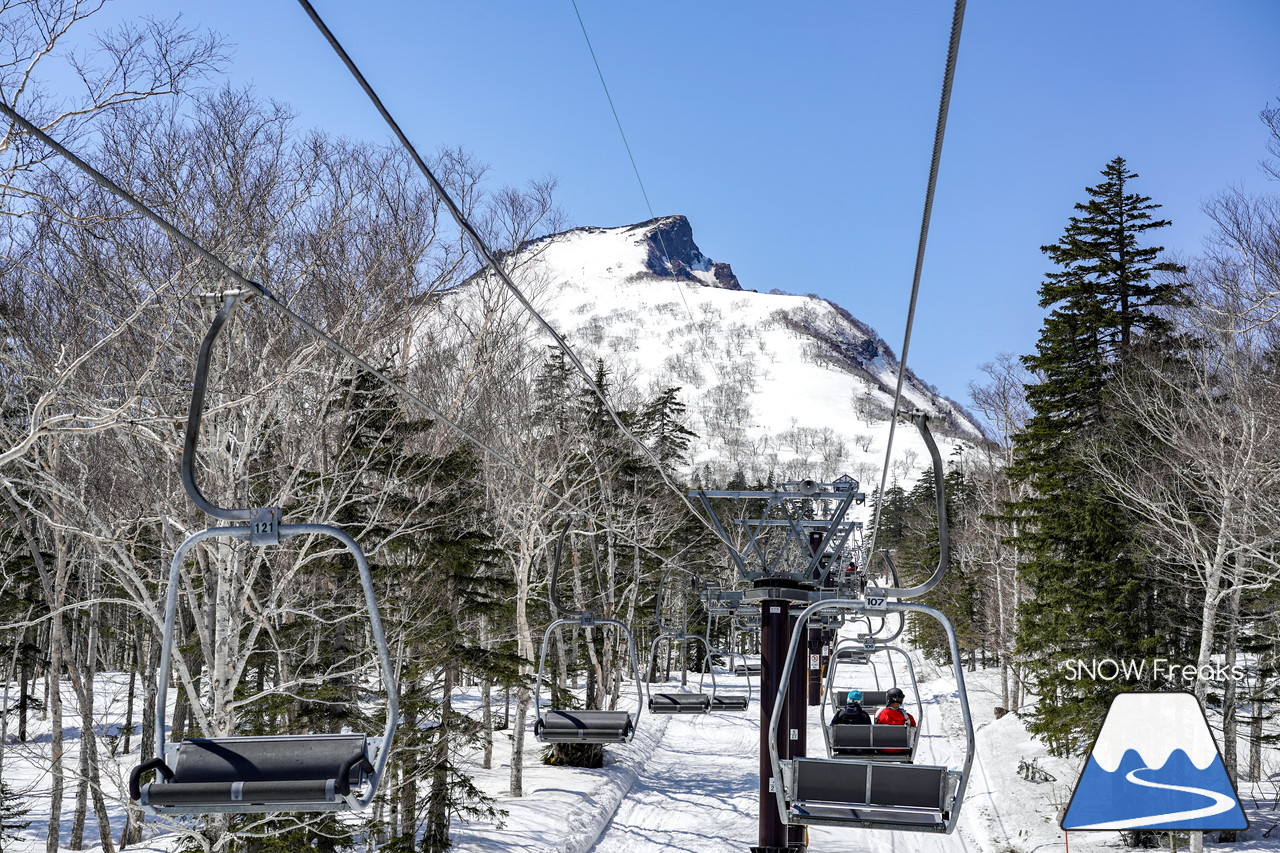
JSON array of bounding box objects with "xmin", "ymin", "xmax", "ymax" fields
[{"xmin": 846, "ymin": 689, "xmax": 863, "ymax": 705}]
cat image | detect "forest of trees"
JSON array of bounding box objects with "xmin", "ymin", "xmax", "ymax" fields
[
  {"xmin": 0, "ymin": 5, "xmax": 723, "ymax": 850},
  {"xmin": 5, "ymin": 3, "xmax": 1280, "ymax": 852}
]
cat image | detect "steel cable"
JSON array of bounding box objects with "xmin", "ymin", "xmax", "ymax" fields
[{"xmin": 865, "ymin": 0, "xmax": 966, "ymax": 568}]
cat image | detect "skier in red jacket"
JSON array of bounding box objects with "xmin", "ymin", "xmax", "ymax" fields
[
  {"xmin": 875, "ymin": 687, "xmax": 916, "ymax": 726},
  {"xmin": 874, "ymin": 687, "xmax": 916, "ymax": 754}
]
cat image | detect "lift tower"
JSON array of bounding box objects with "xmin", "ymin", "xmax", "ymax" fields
[{"xmin": 692, "ymin": 477, "xmax": 864, "ymax": 853}]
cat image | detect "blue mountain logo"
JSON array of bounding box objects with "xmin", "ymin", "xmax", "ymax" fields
[{"xmin": 1061, "ymin": 692, "xmax": 1247, "ymax": 831}]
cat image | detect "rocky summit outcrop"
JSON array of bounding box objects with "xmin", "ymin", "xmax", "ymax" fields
[{"xmin": 632, "ymin": 216, "xmax": 742, "ymax": 292}]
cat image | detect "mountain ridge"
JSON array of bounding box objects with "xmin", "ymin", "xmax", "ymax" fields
[{"xmin": 462, "ymin": 214, "xmax": 986, "ymax": 486}]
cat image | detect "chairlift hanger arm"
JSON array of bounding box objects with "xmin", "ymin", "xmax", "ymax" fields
[
  {"xmin": 548, "ymin": 513, "xmax": 580, "ymax": 620},
  {"xmin": 872, "ymin": 413, "xmax": 950, "ymax": 600},
  {"xmin": 181, "ymin": 291, "xmax": 257, "ymax": 521}
]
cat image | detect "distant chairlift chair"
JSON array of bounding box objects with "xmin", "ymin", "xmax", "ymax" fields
[
  {"xmin": 825, "ymin": 638, "xmax": 882, "ymax": 713},
  {"xmin": 822, "ymin": 642, "xmax": 924, "ymax": 763},
  {"xmin": 532, "ymin": 517, "xmax": 643, "ymax": 744},
  {"xmin": 647, "ymin": 631, "xmax": 716, "ymax": 715},
  {"xmin": 129, "ymin": 291, "xmax": 397, "ymax": 815}
]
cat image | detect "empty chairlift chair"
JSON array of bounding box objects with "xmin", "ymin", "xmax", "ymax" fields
[
  {"xmin": 710, "ymin": 648, "xmax": 752, "ymax": 712},
  {"xmin": 648, "ymin": 573, "xmax": 749, "ymax": 714},
  {"xmin": 534, "ymin": 619, "xmax": 643, "ymax": 741},
  {"xmin": 646, "ymin": 633, "xmax": 714, "ymax": 715},
  {"xmin": 699, "ymin": 587, "xmax": 752, "ymax": 712},
  {"xmin": 825, "ymin": 640, "xmax": 881, "ymax": 714},
  {"xmin": 129, "ymin": 291, "xmax": 397, "ymax": 815},
  {"xmin": 533, "ymin": 517, "xmax": 643, "ymax": 744}
]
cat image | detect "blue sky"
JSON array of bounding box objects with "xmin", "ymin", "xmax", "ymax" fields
[{"xmin": 82, "ymin": 1, "xmax": 1280, "ymax": 411}]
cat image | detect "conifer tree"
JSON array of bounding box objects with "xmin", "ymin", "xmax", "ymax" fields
[
  {"xmin": 0, "ymin": 779, "xmax": 31, "ymax": 852},
  {"xmin": 637, "ymin": 387, "xmax": 696, "ymax": 466},
  {"xmin": 1009, "ymin": 157, "xmax": 1188, "ymax": 755}
]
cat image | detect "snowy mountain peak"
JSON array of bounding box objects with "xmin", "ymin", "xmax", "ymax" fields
[
  {"xmin": 465, "ymin": 215, "xmax": 984, "ymax": 484},
  {"xmin": 525, "ymin": 215, "xmax": 742, "ymax": 291}
]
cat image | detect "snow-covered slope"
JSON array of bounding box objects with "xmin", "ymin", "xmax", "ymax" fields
[{"xmin": 459, "ymin": 215, "xmax": 985, "ymax": 487}]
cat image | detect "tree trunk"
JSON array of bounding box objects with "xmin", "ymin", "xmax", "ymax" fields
[
  {"xmin": 511, "ymin": 687, "xmax": 529, "ymax": 797},
  {"xmin": 1221, "ymin": 586, "xmax": 1241, "ymax": 782},
  {"xmin": 423, "ymin": 668, "xmax": 453, "ymax": 851},
  {"xmin": 46, "ymin": 610, "xmax": 64, "ymax": 853},
  {"xmin": 1249, "ymin": 669, "xmax": 1265, "ymax": 782},
  {"xmin": 481, "ymin": 621, "xmax": 493, "ymax": 769},
  {"xmin": 122, "ymin": 639, "xmax": 137, "ymax": 756}
]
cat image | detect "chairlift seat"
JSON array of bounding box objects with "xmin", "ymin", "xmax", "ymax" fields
[
  {"xmin": 783, "ymin": 758, "xmax": 956, "ymax": 832},
  {"xmin": 833, "ymin": 689, "xmax": 887, "ymax": 708},
  {"xmin": 131, "ymin": 733, "xmax": 376, "ymax": 814},
  {"xmin": 648, "ymin": 693, "xmax": 712, "ymax": 714},
  {"xmin": 711, "ymin": 695, "xmax": 750, "ymax": 712},
  {"xmin": 734, "ymin": 662, "xmax": 762, "ymax": 676},
  {"xmin": 535, "ymin": 710, "xmax": 635, "ymax": 743},
  {"xmin": 829, "ymin": 724, "xmax": 916, "ymax": 760}
]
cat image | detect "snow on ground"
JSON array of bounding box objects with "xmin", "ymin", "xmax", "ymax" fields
[
  {"xmin": 7, "ymin": 621, "xmax": 1280, "ymax": 852},
  {"xmin": 454, "ymin": 619, "xmax": 1280, "ymax": 853}
]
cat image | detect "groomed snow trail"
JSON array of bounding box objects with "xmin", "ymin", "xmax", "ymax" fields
[
  {"xmin": 587, "ymin": 649, "xmax": 1003, "ymax": 853},
  {"xmin": 586, "ymin": 704, "xmax": 760, "ymax": 851}
]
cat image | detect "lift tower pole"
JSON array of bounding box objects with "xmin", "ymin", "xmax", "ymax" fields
[
  {"xmin": 692, "ymin": 480, "xmax": 863, "ymax": 853},
  {"xmin": 787, "ymin": 608, "xmax": 809, "ymax": 849},
  {"xmin": 756, "ymin": 591, "xmax": 791, "ymax": 853}
]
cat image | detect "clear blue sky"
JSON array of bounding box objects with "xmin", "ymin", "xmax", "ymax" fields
[{"xmin": 83, "ymin": 1, "xmax": 1280, "ymax": 411}]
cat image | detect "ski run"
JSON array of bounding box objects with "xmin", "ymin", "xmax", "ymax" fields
[{"xmin": 7, "ymin": 620, "xmax": 1280, "ymax": 853}]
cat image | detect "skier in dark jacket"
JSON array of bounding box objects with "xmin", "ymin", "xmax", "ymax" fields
[{"xmin": 831, "ymin": 689, "xmax": 873, "ymax": 725}]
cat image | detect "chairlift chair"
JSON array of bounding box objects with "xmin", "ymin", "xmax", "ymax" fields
[
  {"xmin": 647, "ymin": 632, "xmax": 716, "ymax": 715},
  {"xmin": 129, "ymin": 292, "xmax": 397, "ymax": 815},
  {"xmin": 645, "ymin": 575, "xmax": 717, "ymax": 714},
  {"xmin": 769, "ymin": 599, "xmax": 974, "ymax": 834},
  {"xmin": 709, "ymin": 650, "xmax": 752, "ymax": 712},
  {"xmin": 825, "ymin": 638, "xmax": 881, "ymax": 713},
  {"xmin": 532, "ymin": 517, "xmax": 643, "ymax": 744},
  {"xmin": 822, "ymin": 642, "xmax": 925, "ymax": 763}
]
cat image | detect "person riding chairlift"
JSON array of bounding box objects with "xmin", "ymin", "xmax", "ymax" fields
[
  {"xmin": 875, "ymin": 687, "xmax": 916, "ymax": 726},
  {"xmin": 874, "ymin": 686, "xmax": 917, "ymax": 754},
  {"xmin": 831, "ymin": 689, "xmax": 872, "ymax": 726}
]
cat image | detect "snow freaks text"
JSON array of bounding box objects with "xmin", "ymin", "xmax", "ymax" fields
[{"xmin": 1060, "ymin": 658, "xmax": 1245, "ymax": 683}]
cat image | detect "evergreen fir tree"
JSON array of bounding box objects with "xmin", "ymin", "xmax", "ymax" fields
[
  {"xmin": 637, "ymin": 387, "xmax": 697, "ymax": 466},
  {"xmin": 897, "ymin": 468, "xmax": 984, "ymax": 664},
  {"xmin": 0, "ymin": 779, "xmax": 32, "ymax": 851},
  {"xmin": 267, "ymin": 369, "xmax": 518, "ymax": 850},
  {"xmin": 1009, "ymin": 158, "xmax": 1188, "ymax": 755}
]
